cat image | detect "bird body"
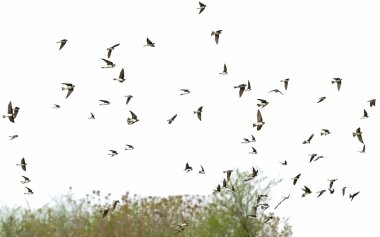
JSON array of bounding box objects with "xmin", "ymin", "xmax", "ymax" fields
[
  {"xmin": 234, "ymin": 84, "xmax": 247, "ymax": 97},
  {"xmin": 99, "ymin": 100, "xmax": 110, "ymax": 105},
  {"xmin": 257, "ymin": 99, "xmax": 269, "ymax": 108},
  {"xmin": 353, "ymin": 127, "xmax": 364, "ymax": 144},
  {"xmin": 184, "ymin": 163, "xmax": 193, "ymax": 173},
  {"xmin": 3, "ymin": 101, "xmax": 20, "ymax": 123},
  {"xmin": 197, "ymin": 2, "xmax": 206, "ymax": 14},
  {"xmin": 180, "ymin": 89, "xmax": 190, "ymax": 95},
  {"xmin": 57, "ymin": 39, "xmax": 67, "ymax": 50}
]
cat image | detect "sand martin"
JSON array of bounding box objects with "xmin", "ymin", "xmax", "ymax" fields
[
  {"xmin": 88, "ymin": 113, "xmax": 95, "ymax": 119},
  {"xmin": 331, "ymin": 78, "xmax": 342, "ymax": 91},
  {"xmin": 268, "ymin": 89, "xmax": 283, "ymax": 95},
  {"xmin": 125, "ymin": 144, "xmax": 134, "ymax": 150},
  {"xmin": 281, "ymin": 78, "xmax": 289, "ymax": 90},
  {"xmin": 234, "ymin": 84, "xmax": 247, "ymax": 97},
  {"xmin": 353, "ymin": 127, "xmax": 364, "ymax": 144},
  {"xmin": 57, "ymin": 39, "xmax": 67, "ymax": 50},
  {"xmin": 194, "ymin": 106, "xmax": 203, "ymax": 121},
  {"xmin": 106, "ymin": 43, "xmax": 120, "ymax": 58},
  {"xmin": 303, "ymin": 134, "xmax": 314, "ymax": 144},
  {"xmin": 361, "ymin": 109, "xmax": 368, "ymax": 119},
  {"xmin": 144, "ymin": 38, "xmax": 155, "ymax": 47},
  {"xmin": 127, "ymin": 111, "xmax": 139, "ymax": 125},
  {"xmin": 17, "ymin": 158, "xmax": 27, "ymax": 171},
  {"xmin": 99, "ymin": 100, "xmax": 110, "ymax": 105},
  {"xmin": 108, "ymin": 150, "xmax": 118, "ymax": 157},
  {"xmin": 184, "ymin": 162, "xmax": 193, "ymax": 173},
  {"xmin": 257, "ymin": 99, "xmax": 269, "ymax": 108},
  {"xmin": 211, "ymin": 30, "xmax": 222, "ymax": 44},
  {"xmin": 317, "ymin": 97, "xmax": 326, "ymax": 103},
  {"xmin": 368, "ymin": 99, "xmax": 376, "ymax": 107},
  {"xmin": 3, "ymin": 101, "xmax": 20, "ymax": 123},
  {"xmin": 180, "ymin": 89, "xmax": 190, "ymax": 95},
  {"xmin": 252, "ymin": 109, "xmax": 265, "ymax": 131},
  {"xmin": 167, "ymin": 114, "xmax": 177, "ymax": 124},
  {"xmin": 9, "ymin": 135, "xmax": 18, "ymax": 140},
  {"xmin": 219, "ymin": 64, "xmax": 227, "ymax": 75},
  {"xmin": 61, "ymin": 83, "xmax": 75, "ymax": 99},
  {"xmin": 197, "ymin": 2, "xmax": 206, "ymax": 14},
  {"xmin": 21, "ymin": 176, "xmax": 31, "ymax": 184},
  {"xmin": 198, "ymin": 165, "xmax": 205, "ymax": 174},
  {"xmin": 125, "ymin": 95, "xmax": 133, "ymax": 106},
  {"xmin": 24, "ymin": 187, "xmax": 33, "ymax": 195},
  {"xmin": 101, "ymin": 58, "xmax": 115, "ymax": 68},
  {"xmin": 114, "ymin": 68, "xmax": 125, "ymax": 83}
]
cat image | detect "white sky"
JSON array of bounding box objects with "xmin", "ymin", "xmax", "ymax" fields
[{"xmin": 1, "ymin": 0, "xmax": 379, "ymax": 236}]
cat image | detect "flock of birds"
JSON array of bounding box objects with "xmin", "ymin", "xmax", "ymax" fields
[{"xmin": 3, "ymin": 2, "xmax": 377, "ymax": 234}]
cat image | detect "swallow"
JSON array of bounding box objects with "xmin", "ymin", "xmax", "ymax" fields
[
  {"xmin": 244, "ymin": 166, "xmax": 259, "ymax": 181},
  {"xmin": 213, "ymin": 184, "xmax": 221, "ymax": 194},
  {"xmin": 197, "ymin": 2, "xmax": 206, "ymax": 14},
  {"xmin": 301, "ymin": 186, "xmax": 312, "ymax": 197},
  {"xmin": 234, "ymin": 84, "xmax": 247, "ymax": 97},
  {"xmin": 342, "ymin": 187, "xmax": 347, "ymax": 196},
  {"xmin": 292, "ymin": 173, "xmax": 301, "ymax": 185},
  {"xmin": 53, "ymin": 104, "xmax": 60, "ymax": 109},
  {"xmin": 219, "ymin": 64, "xmax": 227, "ymax": 75},
  {"xmin": 331, "ymin": 78, "xmax": 342, "ymax": 91},
  {"xmin": 175, "ymin": 222, "xmax": 189, "ymax": 235},
  {"xmin": 361, "ymin": 109, "xmax": 368, "ymax": 119},
  {"xmin": 309, "ymin": 154, "xmax": 317, "ymax": 163},
  {"xmin": 320, "ymin": 129, "xmax": 331, "ymax": 136},
  {"xmin": 314, "ymin": 155, "xmax": 326, "ymax": 162},
  {"xmin": 127, "ymin": 111, "xmax": 139, "ymax": 125},
  {"xmin": 316, "ymin": 190, "xmax": 326, "ymax": 198},
  {"xmin": 184, "ymin": 163, "xmax": 193, "ymax": 173},
  {"xmin": 125, "ymin": 95, "xmax": 133, "ymax": 105},
  {"xmin": 194, "ymin": 106, "xmax": 203, "ymax": 121},
  {"xmin": 24, "ymin": 187, "xmax": 33, "ymax": 195},
  {"xmin": 99, "ymin": 100, "xmax": 110, "ymax": 105},
  {"xmin": 57, "ymin": 39, "xmax": 67, "ymax": 50},
  {"xmin": 274, "ymin": 194, "xmax": 290, "ymax": 209},
  {"xmin": 61, "ymin": 83, "xmax": 75, "ymax": 99},
  {"xmin": 106, "ymin": 43, "xmax": 120, "ymax": 58},
  {"xmin": 112, "ymin": 200, "xmax": 120, "ymax": 210},
  {"xmin": 281, "ymin": 78, "xmax": 289, "ymax": 90},
  {"xmin": 144, "ymin": 38, "xmax": 155, "ymax": 47},
  {"xmin": 328, "ymin": 179, "xmax": 337, "ymax": 190},
  {"xmin": 280, "ymin": 160, "xmax": 287, "ymax": 165},
  {"xmin": 21, "ymin": 176, "xmax": 31, "ymax": 184},
  {"xmin": 317, "ymin": 97, "xmax": 326, "ymax": 103},
  {"xmin": 328, "ymin": 188, "xmax": 334, "ymax": 194},
  {"xmin": 349, "ymin": 191, "xmax": 360, "ymax": 201},
  {"xmin": 352, "ymin": 127, "xmax": 364, "ymax": 144},
  {"xmin": 268, "ymin": 89, "xmax": 283, "ymax": 95},
  {"xmin": 241, "ymin": 135, "xmax": 255, "ymax": 143},
  {"xmin": 252, "ymin": 109, "xmax": 265, "ymax": 131},
  {"xmin": 125, "ymin": 144, "xmax": 134, "ymax": 150},
  {"xmin": 368, "ymin": 99, "xmax": 376, "ymax": 107},
  {"xmin": 108, "ymin": 150, "xmax": 118, "ymax": 157},
  {"xmin": 245, "ymin": 80, "xmax": 251, "ymax": 91},
  {"xmin": 223, "ymin": 170, "xmax": 233, "ymax": 181},
  {"xmin": 113, "ymin": 68, "xmax": 125, "ymax": 83},
  {"xmin": 167, "ymin": 114, "xmax": 177, "ymax": 124},
  {"xmin": 88, "ymin": 112, "xmax": 95, "ymax": 119},
  {"xmin": 9, "ymin": 135, "xmax": 19, "ymax": 140},
  {"xmin": 102, "ymin": 208, "xmax": 109, "ymax": 218},
  {"xmin": 359, "ymin": 144, "xmax": 365, "ymax": 153},
  {"xmin": 257, "ymin": 99, "xmax": 269, "ymax": 108},
  {"xmin": 222, "ymin": 178, "xmax": 228, "ymax": 188},
  {"xmin": 211, "ymin": 30, "xmax": 222, "ymax": 44},
  {"xmin": 198, "ymin": 165, "xmax": 205, "ymax": 174},
  {"xmin": 249, "ymin": 146, "xmax": 257, "ymax": 154},
  {"xmin": 303, "ymin": 134, "xmax": 314, "ymax": 144},
  {"xmin": 101, "ymin": 58, "xmax": 115, "ymax": 68},
  {"xmin": 17, "ymin": 158, "xmax": 27, "ymax": 171},
  {"xmin": 180, "ymin": 89, "xmax": 190, "ymax": 95},
  {"xmin": 3, "ymin": 101, "xmax": 20, "ymax": 123}
]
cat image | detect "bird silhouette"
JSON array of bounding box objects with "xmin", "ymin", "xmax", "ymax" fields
[
  {"xmin": 317, "ymin": 97, "xmax": 326, "ymax": 103},
  {"xmin": 3, "ymin": 101, "xmax": 20, "ymax": 123},
  {"xmin": 320, "ymin": 129, "xmax": 331, "ymax": 136},
  {"xmin": 184, "ymin": 163, "xmax": 193, "ymax": 173},
  {"xmin": 303, "ymin": 133, "xmax": 314, "ymax": 144},
  {"xmin": 359, "ymin": 144, "xmax": 365, "ymax": 153},
  {"xmin": 57, "ymin": 39, "xmax": 67, "ymax": 50},
  {"xmin": 292, "ymin": 173, "xmax": 301, "ymax": 185},
  {"xmin": 252, "ymin": 109, "xmax": 265, "ymax": 131},
  {"xmin": 316, "ymin": 190, "xmax": 326, "ymax": 198},
  {"xmin": 24, "ymin": 187, "xmax": 33, "ymax": 195},
  {"xmin": 223, "ymin": 170, "xmax": 233, "ymax": 181},
  {"xmin": 125, "ymin": 144, "xmax": 134, "ymax": 150},
  {"xmin": 167, "ymin": 114, "xmax": 177, "ymax": 124},
  {"xmin": 234, "ymin": 84, "xmax": 247, "ymax": 97},
  {"xmin": 180, "ymin": 89, "xmax": 190, "ymax": 95},
  {"xmin": 281, "ymin": 78, "xmax": 289, "ymax": 90},
  {"xmin": 61, "ymin": 83, "xmax": 75, "ymax": 99},
  {"xmin": 331, "ymin": 78, "xmax": 342, "ymax": 91},
  {"xmin": 127, "ymin": 111, "xmax": 139, "ymax": 125},
  {"xmin": 361, "ymin": 109, "xmax": 369, "ymax": 119},
  {"xmin": 99, "ymin": 100, "xmax": 110, "ymax": 105},
  {"xmin": 301, "ymin": 186, "xmax": 312, "ymax": 197},
  {"xmin": 101, "ymin": 58, "xmax": 115, "ymax": 68},
  {"xmin": 9, "ymin": 135, "xmax": 18, "ymax": 140},
  {"xmin": 368, "ymin": 99, "xmax": 376, "ymax": 107},
  {"xmin": 21, "ymin": 176, "xmax": 31, "ymax": 184},
  {"xmin": 125, "ymin": 95, "xmax": 133, "ymax": 105},
  {"xmin": 17, "ymin": 158, "xmax": 27, "ymax": 171},
  {"xmin": 352, "ymin": 127, "xmax": 364, "ymax": 144},
  {"xmin": 88, "ymin": 113, "xmax": 95, "ymax": 119},
  {"xmin": 194, "ymin": 106, "xmax": 203, "ymax": 121},
  {"xmin": 144, "ymin": 38, "xmax": 155, "ymax": 47},
  {"xmin": 268, "ymin": 89, "xmax": 283, "ymax": 95},
  {"xmin": 211, "ymin": 30, "xmax": 222, "ymax": 44},
  {"xmin": 219, "ymin": 64, "xmax": 227, "ymax": 75},
  {"xmin": 197, "ymin": 2, "xmax": 206, "ymax": 14},
  {"xmin": 108, "ymin": 150, "xmax": 118, "ymax": 157},
  {"xmin": 244, "ymin": 166, "xmax": 259, "ymax": 181},
  {"xmin": 198, "ymin": 165, "xmax": 205, "ymax": 174},
  {"xmin": 113, "ymin": 68, "xmax": 125, "ymax": 83},
  {"xmin": 257, "ymin": 99, "xmax": 269, "ymax": 108},
  {"xmin": 349, "ymin": 191, "xmax": 360, "ymax": 201},
  {"xmin": 106, "ymin": 43, "xmax": 120, "ymax": 58}
]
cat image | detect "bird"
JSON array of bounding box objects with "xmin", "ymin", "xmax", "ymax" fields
[
  {"xmin": 223, "ymin": 170, "xmax": 233, "ymax": 181},
  {"xmin": 222, "ymin": 178, "xmax": 228, "ymax": 189},
  {"xmin": 125, "ymin": 144, "xmax": 134, "ymax": 150},
  {"xmin": 101, "ymin": 58, "xmax": 115, "ymax": 68},
  {"xmin": 184, "ymin": 163, "xmax": 193, "ymax": 173},
  {"xmin": 274, "ymin": 194, "xmax": 290, "ymax": 209},
  {"xmin": 328, "ymin": 179, "xmax": 338, "ymax": 190},
  {"xmin": 349, "ymin": 191, "xmax": 360, "ymax": 201},
  {"xmin": 234, "ymin": 84, "xmax": 247, "ymax": 97},
  {"xmin": 106, "ymin": 43, "xmax": 120, "ymax": 58},
  {"xmin": 352, "ymin": 127, "xmax": 364, "ymax": 144},
  {"xmin": 57, "ymin": 39, "xmax": 67, "ymax": 50},
  {"xmin": 303, "ymin": 134, "xmax": 314, "ymax": 144},
  {"xmin": 180, "ymin": 89, "xmax": 190, "ymax": 95},
  {"xmin": 281, "ymin": 78, "xmax": 289, "ymax": 90},
  {"xmin": 328, "ymin": 188, "xmax": 334, "ymax": 194},
  {"xmin": 257, "ymin": 99, "xmax": 269, "ymax": 108},
  {"xmin": 211, "ymin": 30, "xmax": 222, "ymax": 44},
  {"xmin": 144, "ymin": 38, "xmax": 155, "ymax": 47},
  {"xmin": 342, "ymin": 187, "xmax": 347, "ymax": 196},
  {"xmin": 9, "ymin": 135, "xmax": 18, "ymax": 140},
  {"xmin": 52, "ymin": 104, "xmax": 60, "ymax": 109},
  {"xmin": 198, "ymin": 165, "xmax": 205, "ymax": 174},
  {"xmin": 112, "ymin": 200, "xmax": 120, "ymax": 210},
  {"xmin": 113, "ymin": 68, "xmax": 125, "ymax": 83},
  {"xmin": 213, "ymin": 184, "xmax": 221, "ymax": 194},
  {"xmin": 316, "ymin": 190, "xmax": 326, "ymax": 198},
  {"xmin": 331, "ymin": 78, "xmax": 342, "ymax": 91},
  {"xmin": 249, "ymin": 146, "xmax": 257, "ymax": 154},
  {"xmin": 197, "ymin": 2, "xmax": 206, "ymax": 14},
  {"xmin": 17, "ymin": 158, "xmax": 27, "ymax": 171},
  {"xmin": 219, "ymin": 64, "xmax": 227, "ymax": 75},
  {"xmin": 241, "ymin": 135, "xmax": 255, "ymax": 143},
  {"xmin": 167, "ymin": 114, "xmax": 177, "ymax": 124},
  {"xmin": 268, "ymin": 89, "xmax": 283, "ymax": 95},
  {"xmin": 361, "ymin": 109, "xmax": 369, "ymax": 119},
  {"xmin": 292, "ymin": 173, "xmax": 301, "ymax": 185},
  {"xmin": 21, "ymin": 176, "xmax": 31, "ymax": 184},
  {"xmin": 3, "ymin": 101, "xmax": 20, "ymax": 123},
  {"xmin": 359, "ymin": 144, "xmax": 365, "ymax": 153},
  {"xmin": 24, "ymin": 187, "xmax": 33, "ymax": 195},
  {"xmin": 301, "ymin": 186, "xmax": 312, "ymax": 197},
  {"xmin": 317, "ymin": 97, "xmax": 326, "ymax": 103},
  {"xmin": 102, "ymin": 208, "xmax": 109, "ymax": 218},
  {"xmin": 320, "ymin": 129, "xmax": 331, "ymax": 136},
  {"xmin": 252, "ymin": 109, "xmax": 265, "ymax": 131},
  {"xmin": 127, "ymin": 111, "xmax": 139, "ymax": 125},
  {"xmin": 125, "ymin": 95, "xmax": 133, "ymax": 105},
  {"xmin": 244, "ymin": 166, "xmax": 259, "ymax": 181},
  {"xmin": 245, "ymin": 80, "xmax": 251, "ymax": 91},
  {"xmin": 99, "ymin": 100, "xmax": 111, "ymax": 105},
  {"xmin": 314, "ymin": 155, "xmax": 327, "ymax": 162},
  {"xmin": 61, "ymin": 83, "xmax": 75, "ymax": 99},
  {"xmin": 194, "ymin": 106, "xmax": 203, "ymax": 121},
  {"xmin": 88, "ymin": 113, "xmax": 95, "ymax": 119},
  {"xmin": 108, "ymin": 150, "xmax": 118, "ymax": 157},
  {"xmin": 308, "ymin": 154, "xmax": 317, "ymax": 163},
  {"xmin": 368, "ymin": 99, "xmax": 376, "ymax": 107},
  {"xmin": 280, "ymin": 160, "xmax": 287, "ymax": 166}
]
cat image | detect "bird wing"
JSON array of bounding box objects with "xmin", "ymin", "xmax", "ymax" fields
[
  {"xmin": 172, "ymin": 114, "xmax": 177, "ymax": 120},
  {"xmin": 239, "ymin": 87, "xmax": 244, "ymax": 97},
  {"xmin": 363, "ymin": 109, "xmax": 368, "ymax": 117},
  {"xmin": 284, "ymin": 80, "xmax": 288, "ymax": 90},
  {"xmin": 257, "ymin": 110, "xmax": 263, "ymax": 123},
  {"xmin": 130, "ymin": 111, "xmax": 137, "ymax": 119},
  {"xmin": 101, "ymin": 58, "xmax": 113, "ymax": 65},
  {"xmin": 112, "ymin": 43, "xmax": 120, "ymax": 48},
  {"xmin": 147, "ymin": 38, "xmax": 153, "ymax": 45},
  {"xmin": 337, "ymin": 81, "xmax": 341, "ymax": 91},
  {"xmin": 247, "ymin": 80, "xmax": 251, "ymax": 90},
  {"xmin": 26, "ymin": 187, "xmax": 32, "ymax": 192},
  {"xmin": 214, "ymin": 34, "xmax": 219, "ymax": 44},
  {"xmin": 7, "ymin": 101, "xmax": 13, "ymax": 114},
  {"xmin": 308, "ymin": 134, "xmax": 314, "ymax": 142},
  {"xmin": 357, "ymin": 134, "xmax": 364, "ymax": 144},
  {"xmin": 66, "ymin": 88, "xmax": 73, "ymax": 99},
  {"xmin": 107, "ymin": 49, "xmax": 112, "ymax": 58},
  {"xmin": 199, "ymin": 2, "xmax": 205, "ymax": 7},
  {"xmin": 223, "ymin": 64, "xmax": 227, "ymax": 73},
  {"xmin": 59, "ymin": 41, "xmax": 66, "ymax": 50},
  {"xmin": 201, "ymin": 165, "xmax": 204, "ymax": 172},
  {"xmin": 119, "ymin": 68, "xmax": 125, "ymax": 79}
]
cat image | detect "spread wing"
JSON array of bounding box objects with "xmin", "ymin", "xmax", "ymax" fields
[
  {"xmin": 107, "ymin": 49, "xmax": 112, "ymax": 58},
  {"xmin": 357, "ymin": 134, "xmax": 364, "ymax": 144},
  {"xmin": 284, "ymin": 80, "xmax": 288, "ymax": 90},
  {"xmin": 147, "ymin": 38, "xmax": 153, "ymax": 45},
  {"xmin": 66, "ymin": 88, "xmax": 73, "ymax": 99},
  {"xmin": 337, "ymin": 81, "xmax": 341, "ymax": 91},
  {"xmin": 8, "ymin": 101, "xmax": 13, "ymax": 114},
  {"xmin": 223, "ymin": 64, "xmax": 227, "ymax": 73},
  {"xmin": 247, "ymin": 80, "xmax": 251, "ymax": 90},
  {"xmin": 130, "ymin": 111, "xmax": 137, "ymax": 119},
  {"xmin": 119, "ymin": 68, "xmax": 125, "ymax": 79},
  {"xmin": 239, "ymin": 87, "xmax": 244, "ymax": 97},
  {"xmin": 257, "ymin": 110, "xmax": 262, "ymax": 123},
  {"xmin": 112, "ymin": 43, "xmax": 120, "ymax": 48},
  {"xmin": 101, "ymin": 58, "xmax": 113, "ymax": 65},
  {"xmin": 308, "ymin": 134, "xmax": 314, "ymax": 142}
]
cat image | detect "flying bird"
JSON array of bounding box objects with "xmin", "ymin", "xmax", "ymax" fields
[
  {"xmin": 245, "ymin": 80, "xmax": 251, "ymax": 91},
  {"xmin": 301, "ymin": 186, "xmax": 312, "ymax": 197},
  {"xmin": 52, "ymin": 104, "xmax": 60, "ymax": 109},
  {"xmin": 125, "ymin": 95, "xmax": 133, "ymax": 105},
  {"xmin": 368, "ymin": 99, "xmax": 376, "ymax": 107},
  {"xmin": 113, "ymin": 68, "xmax": 125, "ymax": 83},
  {"xmin": 274, "ymin": 194, "xmax": 290, "ymax": 209},
  {"xmin": 108, "ymin": 150, "xmax": 118, "ymax": 157},
  {"xmin": 302, "ymin": 134, "xmax": 314, "ymax": 144},
  {"xmin": 280, "ymin": 160, "xmax": 287, "ymax": 166},
  {"xmin": 61, "ymin": 83, "xmax": 75, "ymax": 99},
  {"xmin": 316, "ymin": 190, "xmax": 326, "ymax": 198},
  {"xmin": 244, "ymin": 166, "xmax": 259, "ymax": 181},
  {"xmin": 352, "ymin": 127, "xmax": 364, "ymax": 144},
  {"xmin": 24, "ymin": 187, "xmax": 33, "ymax": 195},
  {"xmin": 167, "ymin": 114, "xmax": 177, "ymax": 124},
  {"xmin": 106, "ymin": 43, "xmax": 120, "ymax": 58},
  {"xmin": 194, "ymin": 106, "xmax": 203, "ymax": 121},
  {"xmin": 281, "ymin": 78, "xmax": 289, "ymax": 90},
  {"xmin": 342, "ymin": 187, "xmax": 347, "ymax": 196},
  {"xmin": 257, "ymin": 99, "xmax": 269, "ymax": 108},
  {"xmin": 308, "ymin": 154, "xmax": 317, "ymax": 163},
  {"xmin": 9, "ymin": 135, "xmax": 18, "ymax": 140},
  {"xmin": 102, "ymin": 208, "xmax": 109, "ymax": 218},
  {"xmin": 99, "ymin": 100, "xmax": 110, "ymax": 105},
  {"xmin": 223, "ymin": 170, "xmax": 233, "ymax": 181},
  {"xmin": 127, "ymin": 111, "xmax": 139, "ymax": 125},
  {"xmin": 328, "ymin": 179, "xmax": 338, "ymax": 190},
  {"xmin": 213, "ymin": 184, "xmax": 221, "ymax": 194},
  {"xmin": 101, "ymin": 58, "xmax": 115, "ymax": 68},
  {"xmin": 88, "ymin": 113, "xmax": 95, "ymax": 119},
  {"xmin": 252, "ymin": 109, "xmax": 265, "ymax": 131},
  {"xmin": 197, "ymin": 2, "xmax": 206, "ymax": 14},
  {"xmin": 268, "ymin": 89, "xmax": 283, "ymax": 95},
  {"xmin": 317, "ymin": 97, "xmax": 326, "ymax": 103},
  {"xmin": 17, "ymin": 158, "xmax": 27, "ymax": 171},
  {"xmin": 328, "ymin": 188, "xmax": 334, "ymax": 194},
  {"xmin": 234, "ymin": 84, "xmax": 247, "ymax": 97},
  {"xmin": 349, "ymin": 191, "xmax": 360, "ymax": 201},
  {"xmin": 21, "ymin": 176, "xmax": 31, "ymax": 184},
  {"xmin": 125, "ymin": 144, "xmax": 134, "ymax": 150},
  {"xmin": 3, "ymin": 101, "xmax": 20, "ymax": 123},
  {"xmin": 320, "ymin": 129, "xmax": 331, "ymax": 136},
  {"xmin": 184, "ymin": 163, "xmax": 193, "ymax": 173},
  {"xmin": 361, "ymin": 109, "xmax": 369, "ymax": 119},
  {"xmin": 331, "ymin": 78, "xmax": 342, "ymax": 91},
  {"xmin": 292, "ymin": 173, "xmax": 301, "ymax": 185},
  {"xmin": 180, "ymin": 89, "xmax": 190, "ymax": 95},
  {"xmin": 112, "ymin": 200, "xmax": 120, "ymax": 210},
  {"xmin": 144, "ymin": 38, "xmax": 155, "ymax": 47},
  {"xmin": 211, "ymin": 30, "xmax": 222, "ymax": 44},
  {"xmin": 219, "ymin": 64, "xmax": 227, "ymax": 75},
  {"xmin": 57, "ymin": 39, "xmax": 67, "ymax": 50},
  {"xmin": 249, "ymin": 146, "xmax": 257, "ymax": 154},
  {"xmin": 198, "ymin": 165, "xmax": 205, "ymax": 174},
  {"xmin": 241, "ymin": 135, "xmax": 255, "ymax": 143},
  {"xmin": 314, "ymin": 155, "xmax": 327, "ymax": 162}
]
